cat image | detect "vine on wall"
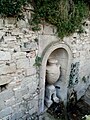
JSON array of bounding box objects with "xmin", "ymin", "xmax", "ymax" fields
[{"xmin": 0, "ymin": 0, "xmax": 89, "ymax": 38}]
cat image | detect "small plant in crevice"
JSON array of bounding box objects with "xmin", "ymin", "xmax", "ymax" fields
[
  {"xmin": 82, "ymin": 76, "xmax": 86, "ymax": 83},
  {"xmin": 34, "ymin": 56, "xmax": 42, "ymax": 67}
]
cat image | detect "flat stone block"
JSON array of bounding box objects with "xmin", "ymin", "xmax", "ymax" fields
[
  {"xmin": 21, "ymin": 42, "xmax": 37, "ymax": 52},
  {"xmin": 0, "ymin": 75, "xmax": 12, "ymax": 86},
  {"xmin": 0, "ymin": 89, "xmax": 14, "ymax": 101},
  {"xmin": 0, "ymin": 107, "xmax": 13, "ymax": 119},
  {"xmin": 12, "ymin": 52, "xmax": 26, "ymax": 60},
  {"xmin": 16, "ymin": 58, "xmax": 30, "ymax": 69},
  {"xmin": 5, "ymin": 97, "xmax": 16, "ymax": 107},
  {"xmin": 0, "ymin": 51, "xmax": 11, "ymax": 61},
  {"xmin": 0, "ymin": 100, "xmax": 5, "ymax": 111},
  {"xmin": 3, "ymin": 36, "xmax": 16, "ymax": 42},
  {"xmin": 0, "ymin": 63, "xmax": 16, "ymax": 75},
  {"xmin": 25, "ymin": 67, "xmax": 36, "ymax": 76}
]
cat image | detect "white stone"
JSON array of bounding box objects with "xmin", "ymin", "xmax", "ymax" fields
[
  {"xmin": 0, "ymin": 107, "xmax": 13, "ymax": 119},
  {"xmin": 0, "ymin": 31, "xmax": 5, "ymax": 39},
  {"xmin": 12, "ymin": 52, "xmax": 26, "ymax": 60},
  {"xmin": 3, "ymin": 36, "xmax": 16, "ymax": 42},
  {"xmin": 0, "ymin": 75, "xmax": 12, "ymax": 86},
  {"xmin": 16, "ymin": 58, "xmax": 30, "ymax": 69},
  {"xmin": 0, "ymin": 63, "xmax": 16, "ymax": 75},
  {"xmin": 25, "ymin": 67, "xmax": 36, "ymax": 76},
  {"xmin": 5, "ymin": 97, "xmax": 15, "ymax": 106},
  {"xmin": 0, "ymin": 51, "xmax": 11, "ymax": 61}
]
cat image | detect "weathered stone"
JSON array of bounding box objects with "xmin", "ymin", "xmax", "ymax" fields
[
  {"xmin": 5, "ymin": 97, "xmax": 16, "ymax": 107},
  {"xmin": 0, "ymin": 89, "xmax": 14, "ymax": 100},
  {"xmin": 0, "ymin": 51, "xmax": 11, "ymax": 61},
  {"xmin": 0, "ymin": 100, "xmax": 5, "ymax": 111},
  {"xmin": 25, "ymin": 67, "xmax": 36, "ymax": 76},
  {"xmin": 0, "ymin": 63, "xmax": 16, "ymax": 75},
  {"xmin": 12, "ymin": 52, "xmax": 26, "ymax": 60},
  {"xmin": 3, "ymin": 36, "xmax": 16, "ymax": 42},
  {"xmin": 0, "ymin": 31, "xmax": 5, "ymax": 39},
  {"xmin": 21, "ymin": 42, "xmax": 37, "ymax": 52},
  {"xmin": 0, "ymin": 107, "xmax": 13, "ymax": 119},
  {"xmin": 2, "ymin": 115, "xmax": 12, "ymax": 120},
  {"xmin": 16, "ymin": 58, "xmax": 30, "ymax": 69},
  {"xmin": 0, "ymin": 75, "xmax": 12, "ymax": 86}
]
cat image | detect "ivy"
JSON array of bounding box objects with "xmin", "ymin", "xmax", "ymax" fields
[
  {"xmin": 31, "ymin": 0, "xmax": 89, "ymax": 38},
  {"xmin": 0, "ymin": 0, "xmax": 89, "ymax": 38},
  {"xmin": 0, "ymin": 0, "xmax": 30, "ymax": 18}
]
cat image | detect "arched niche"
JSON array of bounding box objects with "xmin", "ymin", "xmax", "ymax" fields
[{"xmin": 38, "ymin": 41, "xmax": 72, "ymax": 114}]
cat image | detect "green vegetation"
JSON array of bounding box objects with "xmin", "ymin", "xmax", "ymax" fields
[
  {"xmin": 31, "ymin": 0, "xmax": 89, "ymax": 38},
  {"xmin": 34, "ymin": 56, "xmax": 42, "ymax": 67},
  {"xmin": 0, "ymin": 0, "xmax": 29, "ymax": 18},
  {"xmin": 0, "ymin": 0, "xmax": 89, "ymax": 38}
]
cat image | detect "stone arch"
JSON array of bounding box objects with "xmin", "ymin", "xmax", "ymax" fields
[{"xmin": 38, "ymin": 41, "xmax": 72, "ymax": 113}]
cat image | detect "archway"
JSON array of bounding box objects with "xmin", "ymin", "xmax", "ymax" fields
[{"xmin": 38, "ymin": 41, "xmax": 72, "ymax": 114}]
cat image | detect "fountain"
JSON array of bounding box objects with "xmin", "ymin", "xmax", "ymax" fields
[{"xmin": 45, "ymin": 58, "xmax": 60, "ymax": 107}]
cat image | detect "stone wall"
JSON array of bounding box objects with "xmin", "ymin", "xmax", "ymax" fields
[
  {"xmin": 0, "ymin": 16, "xmax": 90, "ymax": 120},
  {"xmin": 38, "ymin": 20, "xmax": 90, "ymax": 108},
  {"xmin": 0, "ymin": 18, "xmax": 39, "ymax": 120}
]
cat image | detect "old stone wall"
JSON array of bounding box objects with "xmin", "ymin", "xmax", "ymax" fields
[
  {"xmin": 0, "ymin": 18, "xmax": 39, "ymax": 120},
  {"xmin": 38, "ymin": 20, "xmax": 90, "ymax": 105},
  {"xmin": 0, "ymin": 16, "xmax": 90, "ymax": 120}
]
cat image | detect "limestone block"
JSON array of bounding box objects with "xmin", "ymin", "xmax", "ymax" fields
[
  {"xmin": 2, "ymin": 115, "xmax": 11, "ymax": 120},
  {"xmin": 11, "ymin": 29, "xmax": 21, "ymax": 36},
  {"xmin": 29, "ymin": 96, "xmax": 38, "ymax": 114},
  {"xmin": 0, "ymin": 100, "xmax": 5, "ymax": 111},
  {"xmin": 25, "ymin": 67, "xmax": 36, "ymax": 76},
  {"xmin": 13, "ymin": 87, "xmax": 22, "ymax": 102},
  {"xmin": 0, "ymin": 107, "xmax": 13, "ymax": 119},
  {"xmin": 13, "ymin": 110, "xmax": 23, "ymax": 120},
  {"xmin": 3, "ymin": 36, "xmax": 16, "ymax": 42},
  {"xmin": 0, "ymin": 89, "xmax": 14, "ymax": 100},
  {"xmin": 17, "ymin": 19, "xmax": 27, "ymax": 28},
  {"xmin": 0, "ymin": 75, "xmax": 12, "ymax": 86},
  {"xmin": 21, "ymin": 42, "xmax": 37, "ymax": 52},
  {"xmin": 0, "ymin": 63, "xmax": 16, "ymax": 75},
  {"xmin": 0, "ymin": 51, "xmax": 11, "ymax": 61},
  {"xmin": 12, "ymin": 52, "xmax": 26, "ymax": 60},
  {"xmin": 21, "ymin": 76, "xmax": 33, "ymax": 88},
  {"xmin": 5, "ymin": 97, "xmax": 16, "ymax": 107},
  {"xmin": 30, "ymin": 57, "xmax": 35, "ymax": 67},
  {"xmin": 21, "ymin": 38, "xmax": 28, "ymax": 42},
  {"xmin": 28, "ymin": 79, "xmax": 38, "ymax": 94},
  {"xmin": 0, "ymin": 31, "xmax": 5, "ymax": 39},
  {"xmin": 24, "ymin": 34, "xmax": 32, "ymax": 38},
  {"xmin": 16, "ymin": 58, "xmax": 30, "ymax": 69},
  {"xmin": 13, "ymin": 86, "xmax": 29, "ymax": 102}
]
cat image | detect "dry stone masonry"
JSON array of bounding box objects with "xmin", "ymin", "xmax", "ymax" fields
[
  {"xmin": 0, "ymin": 16, "xmax": 90, "ymax": 120},
  {"xmin": 0, "ymin": 18, "xmax": 39, "ymax": 120}
]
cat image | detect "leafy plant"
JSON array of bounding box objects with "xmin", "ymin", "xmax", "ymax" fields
[
  {"xmin": 34, "ymin": 56, "xmax": 42, "ymax": 67},
  {"xmin": 0, "ymin": 0, "xmax": 89, "ymax": 38},
  {"xmin": 30, "ymin": 0, "xmax": 89, "ymax": 38},
  {"xmin": 0, "ymin": 0, "xmax": 30, "ymax": 18}
]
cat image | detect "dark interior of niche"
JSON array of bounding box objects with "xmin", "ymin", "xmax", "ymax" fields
[{"xmin": 0, "ymin": 84, "xmax": 8, "ymax": 92}]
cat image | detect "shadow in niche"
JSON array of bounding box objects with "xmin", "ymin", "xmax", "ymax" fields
[
  {"xmin": 44, "ymin": 48, "xmax": 69, "ymax": 109},
  {"xmin": 0, "ymin": 84, "xmax": 8, "ymax": 92}
]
